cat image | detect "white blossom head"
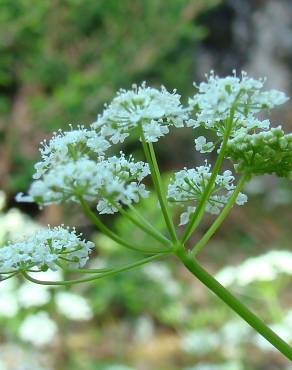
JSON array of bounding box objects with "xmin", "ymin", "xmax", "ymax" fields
[
  {"xmin": 92, "ymin": 82, "xmax": 189, "ymax": 143},
  {"xmin": 167, "ymin": 163, "xmax": 247, "ymax": 225},
  {"xmin": 55, "ymin": 291, "xmax": 93, "ymax": 321},
  {"xmin": 188, "ymin": 71, "xmax": 288, "ymax": 140},
  {"xmin": 18, "ymin": 311, "xmax": 57, "ymax": 347},
  {"xmin": 17, "ymin": 153, "xmax": 150, "ymax": 213},
  {"xmin": 34, "ymin": 125, "xmax": 110, "ymax": 179},
  {"xmin": 0, "ymin": 225, "xmax": 93, "ymax": 274},
  {"xmin": 216, "ymin": 250, "xmax": 292, "ymax": 287}
]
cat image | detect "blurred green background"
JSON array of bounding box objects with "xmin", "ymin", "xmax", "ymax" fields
[{"xmin": 0, "ymin": 0, "xmax": 292, "ymax": 369}]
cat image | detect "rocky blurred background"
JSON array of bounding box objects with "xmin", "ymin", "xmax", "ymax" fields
[{"xmin": 0, "ymin": 0, "xmax": 292, "ymax": 369}]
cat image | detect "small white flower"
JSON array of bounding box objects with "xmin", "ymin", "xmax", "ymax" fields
[
  {"xmin": 18, "ymin": 312, "xmax": 57, "ymax": 347},
  {"xmin": 194, "ymin": 136, "xmax": 214, "ymax": 153},
  {"xmin": 55, "ymin": 291, "xmax": 93, "ymax": 321},
  {"xmin": 168, "ymin": 163, "xmax": 247, "ymax": 224},
  {"xmin": 92, "ymin": 82, "xmax": 188, "ymax": 143},
  {"xmin": 18, "ymin": 282, "xmax": 50, "ymax": 308},
  {"xmin": 236, "ymin": 192, "xmax": 248, "ymax": 205},
  {"xmin": 142, "ymin": 120, "xmax": 169, "ymax": 142},
  {"xmin": 179, "ymin": 206, "xmax": 196, "ymax": 226},
  {"xmin": 0, "ymin": 226, "xmax": 93, "ymax": 273}
]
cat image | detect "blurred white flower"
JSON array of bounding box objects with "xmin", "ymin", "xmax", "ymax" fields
[
  {"xmin": 183, "ymin": 362, "xmax": 243, "ymax": 370},
  {"xmin": 181, "ymin": 328, "xmax": 220, "ymax": 355},
  {"xmin": 18, "ymin": 312, "xmax": 57, "ymax": 347},
  {"xmin": 0, "ymin": 343, "xmax": 52, "ymax": 370},
  {"xmin": 219, "ymin": 319, "xmax": 252, "ymax": 356},
  {"xmin": 133, "ymin": 315, "xmax": 155, "ymax": 343},
  {"xmin": 0, "ymin": 208, "xmax": 42, "ymax": 244},
  {"xmin": 55, "ymin": 291, "xmax": 93, "ymax": 321},
  {"xmin": 0, "ymin": 279, "xmax": 19, "ymax": 317},
  {"xmin": 216, "ymin": 250, "xmax": 292, "ymax": 287},
  {"xmin": 18, "ymin": 282, "xmax": 50, "ymax": 308},
  {"xmin": 142, "ymin": 262, "xmax": 181, "ymax": 297},
  {"xmin": 220, "ymin": 319, "xmax": 252, "ymax": 345}
]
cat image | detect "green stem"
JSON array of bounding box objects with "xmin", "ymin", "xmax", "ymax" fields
[
  {"xmin": 105, "ymin": 197, "xmax": 170, "ymax": 247},
  {"xmin": 176, "ymin": 248, "xmax": 292, "ymax": 360},
  {"xmin": 191, "ymin": 174, "xmax": 248, "ymax": 256},
  {"xmin": 56, "ymin": 261, "xmax": 113, "ymax": 274},
  {"xmin": 128, "ymin": 204, "xmax": 171, "ymax": 245},
  {"xmin": 78, "ymin": 196, "xmax": 165, "ymax": 254},
  {"xmin": 141, "ymin": 136, "xmax": 177, "ymax": 243},
  {"xmin": 22, "ymin": 253, "xmax": 169, "ymax": 286},
  {"xmin": 181, "ymin": 106, "xmax": 237, "ymax": 244},
  {"xmin": 0, "ymin": 272, "xmax": 19, "ymax": 281}
]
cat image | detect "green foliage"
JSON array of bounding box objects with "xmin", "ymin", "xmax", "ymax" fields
[{"xmin": 0, "ymin": 0, "xmax": 219, "ymax": 192}]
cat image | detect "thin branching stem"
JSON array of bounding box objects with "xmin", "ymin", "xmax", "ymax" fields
[{"xmin": 22, "ymin": 253, "xmax": 170, "ymax": 286}]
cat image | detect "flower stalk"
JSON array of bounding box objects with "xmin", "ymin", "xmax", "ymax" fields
[
  {"xmin": 190, "ymin": 173, "xmax": 249, "ymax": 256},
  {"xmin": 175, "ymin": 245, "xmax": 292, "ymax": 360}
]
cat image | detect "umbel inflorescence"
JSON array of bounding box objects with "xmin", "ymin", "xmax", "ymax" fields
[{"xmin": 2, "ymin": 71, "xmax": 292, "ymax": 359}]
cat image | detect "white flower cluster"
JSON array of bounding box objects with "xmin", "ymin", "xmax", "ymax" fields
[
  {"xmin": 216, "ymin": 250, "xmax": 292, "ymax": 287},
  {"xmin": 0, "ymin": 226, "xmax": 93, "ymax": 273},
  {"xmin": 17, "ymin": 154, "xmax": 150, "ymax": 214},
  {"xmin": 188, "ymin": 71, "xmax": 288, "ymax": 154},
  {"xmin": 181, "ymin": 320, "xmax": 251, "ymax": 357},
  {"xmin": 167, "ymin": 163, "xmax": 247, "ymax": 225},
  {"xmin": 188, "ymin": 71, "xmax": 288, "ymax": 135},
  {"xmin": 33, "ymin": 126, "xmax": 110, "ymax": 179},
  {"xmin": 55, "ymin": 291, "xmax": 93, "ymax": 321},
  {"xmin": 92, "ymin": 82, "xmax": 188, "ymax": 143},
  {"xmin": 0, "ymin": 272, "xmax": 93, "ymax": 324},
  {"xmin": 18, "ymin": 311, "xmax": 57, "ymax": 347}
]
